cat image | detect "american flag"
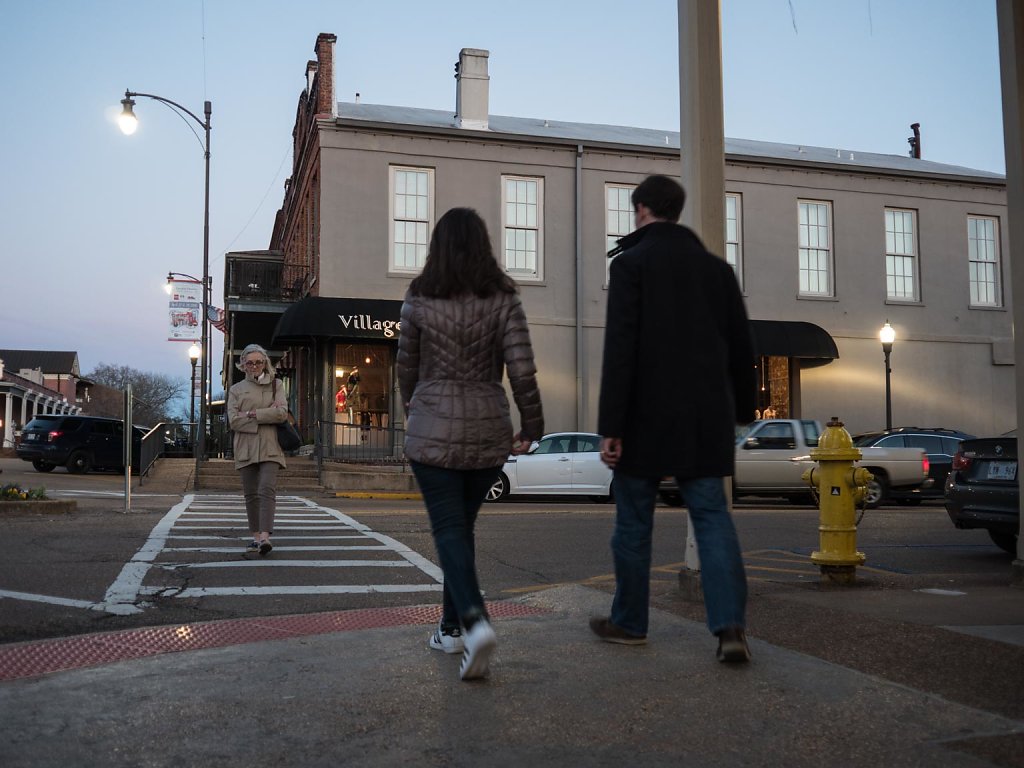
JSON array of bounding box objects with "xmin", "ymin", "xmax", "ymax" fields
[{"xmin": 207, "ymin": 305, "xmax": 227, "ymax": 334}]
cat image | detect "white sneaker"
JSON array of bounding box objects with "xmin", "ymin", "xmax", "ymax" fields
[
  {"xmin": 459, "ymin": 619, "xmax": 497, "ymax": 681},
  {"xmin": 428, "ymin": 624, "xmax": 464, "ymax": 655}
]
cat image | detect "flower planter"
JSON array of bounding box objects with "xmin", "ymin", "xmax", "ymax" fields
[{"xmin": 0, "ymin": 499, "xmax": 77, "ymax": 514}]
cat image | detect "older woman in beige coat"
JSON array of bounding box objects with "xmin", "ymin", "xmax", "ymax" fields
[{"xmin": 227, "ymin": 343, "xmax": 288, "ymax": 555}]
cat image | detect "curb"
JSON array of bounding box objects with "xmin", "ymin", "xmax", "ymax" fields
[
  {"xmin": 0, "ymin": 499, "xmax": 78, "ymax": 514},
  {"xmin": 334, "ymin": 491, "xmax": 422, "ymax": 500}
]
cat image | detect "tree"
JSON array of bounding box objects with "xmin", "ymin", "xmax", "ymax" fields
[{"xmin": 84, "ymin": 364, "xmax": 186, "ymax": 427}]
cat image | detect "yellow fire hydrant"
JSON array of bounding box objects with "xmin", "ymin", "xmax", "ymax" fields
[{"xmin": 801, "ymin": 416, "xmax": 871, "ymax": 585}]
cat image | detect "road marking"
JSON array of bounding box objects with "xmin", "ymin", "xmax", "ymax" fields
[
  {"xmin": 95, "ymin": 494, "xmax": 194, "ymax": 615},
  {"xmin": 103, "ymin": 494, "xmax": 443, "ymax": 609},
  {"xmin": 156, "ymin": 559, "xmax": 415, "ymax": 569},
  {"xmin": 164, "ymin": 545, "xmax": 391, "ymax": 553},
  {"xmin": 136, "ymin": 584, "xmax": 442, "ymax": 598},
  {"xmin": 0, "ymin": 589, "xmax": 105, "ymax": 612}
]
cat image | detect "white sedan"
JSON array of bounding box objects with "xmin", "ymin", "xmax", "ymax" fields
[{"xmin": 485, "ymin": 432, "xmax": 613, "ymax": 502}]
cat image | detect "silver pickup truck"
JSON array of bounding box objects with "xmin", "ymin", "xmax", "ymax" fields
[{"xmin": 661, "ymin": 418, "xmax": 931, "ymax": 507}]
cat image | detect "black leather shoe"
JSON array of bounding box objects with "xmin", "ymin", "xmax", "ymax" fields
[
  {"xmin": 716, "ymin": 627, "xmax": 751, "ymax": 663},
  {"xmin": 589, "ymin": 617, "xmax": 647, "ymax": 645}
]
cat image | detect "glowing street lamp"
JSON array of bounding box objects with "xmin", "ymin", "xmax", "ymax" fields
[
  {"xmin": 118, "ymin": 89, "xmax": 212, "ymax": 484},
  {"xmin": 188, "ymin": 343, "xmax": 201, "ymax": 451},
  {"xmin": 879, "ymin": 321, "xmax": 896, "ymax": 430}
]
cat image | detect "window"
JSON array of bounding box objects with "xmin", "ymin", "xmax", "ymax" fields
[
  {"xmin": 968, "ymin": 215, "xmax": 1000, "ymax": 307},
  {"xmin": 389, "ymin": 167, "xmax": 433, "ymax": 273},
  {"xmin": 725, "ymin": 193, "xmax": 743, "ymax": 286},
  {"xmin": 502, "ymin": 175, "xmax": 543, "ymax": 279},
  {"xmin": 798, "ymin": 201, "xmax": 833, "ymax": 296},
  {"xmin": 605, "ymin": 183, "xmax": 635, "ymax": 284},
  {"xmin": 885, "ymin": 208, "xmax": 918, "ymax": 300},
  {"xmin": 533, "ymin": 435, "xmax": 570, "ymax": 454},
  {"xmin": 754, "ymin": 422, "xmax": 796, "ymax": 449},
  {"xmin": 575, "ymin": 435, "xmax": 600, "ymax": 453}
]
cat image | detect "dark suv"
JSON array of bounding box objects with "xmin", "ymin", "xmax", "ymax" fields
[
  {"xmin": 16, "ymin": 415, "xmax": 140, "ymax": 474},
  {"xmin": 852, "ymin": 427, "xmax": 974, "ymax": 504}
]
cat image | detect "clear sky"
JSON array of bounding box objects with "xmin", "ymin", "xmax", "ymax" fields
[{"xmin": 0, "ymin": 0, "xmax": 1005, "ymax": 390}]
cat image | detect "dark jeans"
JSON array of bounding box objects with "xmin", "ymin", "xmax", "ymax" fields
[
  {"xmin": 409, "ymin": 461, "xmax": 502, "ymax": 629},
  {"xmin": 610, "ymin": 472, "xmax": 747, "ymax": 636}
]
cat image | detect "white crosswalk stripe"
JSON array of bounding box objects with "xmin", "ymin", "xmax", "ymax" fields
[{"xmin": 97, "ymin": 493, "xmax": 441, "ymax": 614}]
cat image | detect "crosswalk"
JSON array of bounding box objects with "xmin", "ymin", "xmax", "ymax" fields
[{"xmin": 98, "ymin": 493, "xmax": 442, "ymax": 614}]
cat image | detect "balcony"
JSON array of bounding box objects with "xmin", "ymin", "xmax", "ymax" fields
[{"xmin": 225, "ymin": 250, "xmax": 309, "ymax": 303}]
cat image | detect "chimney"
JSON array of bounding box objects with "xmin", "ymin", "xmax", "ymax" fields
[
  {"xmin": 907, "ymin": 122, "xmax": 921, "ymax": 159},
  {"xmin": 454, "ymin": 48, "xmax": 490, "ymax": 130},
  {"xmin": 305, "ymin": 60, "xmax": 318, "ymax": 97},
  {"xmin": 314, "ymin": 33, "xmax": 337, "ymax": 117}
]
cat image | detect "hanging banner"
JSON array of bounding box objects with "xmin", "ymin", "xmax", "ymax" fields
[{"xmin": 167, "ymin": 280, "xmax": 202, "ymax": 342}]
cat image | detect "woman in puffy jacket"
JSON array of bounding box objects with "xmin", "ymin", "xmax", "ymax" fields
[
  {"xmin": 397, "ymin": 207, "xmax": 544, "ymax": 681},
  {"xmin": 227, "ymin": 343, "xmax": 289, "ymax": 556}
]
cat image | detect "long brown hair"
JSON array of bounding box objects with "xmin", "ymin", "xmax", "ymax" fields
[{"xmin": 409, "ymin": 207, "xmax": 517, "ymax": 298}]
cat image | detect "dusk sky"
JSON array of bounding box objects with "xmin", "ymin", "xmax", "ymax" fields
[{"xmin": 0, "ymin": 0, "xmax": 1005, "ymax": 391}]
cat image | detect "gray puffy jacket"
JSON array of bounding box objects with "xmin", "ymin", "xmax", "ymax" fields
[{"xmin": 397, "ymin": 289, "xmax": 544, "ymax": 469}]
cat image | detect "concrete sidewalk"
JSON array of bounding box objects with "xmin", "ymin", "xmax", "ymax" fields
[{"xmin": 2, "ymin": 584, "xmax": 1023, "ymax": 767}]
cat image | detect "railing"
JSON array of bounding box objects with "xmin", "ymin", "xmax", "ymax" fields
[
  {"xmin": 316, "ymin": 419, "xmax": 406, "ymax": 470},
  {"xmin": 225, "ymin": 257, "xmax": 310, "ymax": 302},
  {"xmin": 137, "ymin": 422, "xmax": 167, "ymax": 482}
]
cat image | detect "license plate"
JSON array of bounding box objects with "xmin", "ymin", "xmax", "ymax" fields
[
  {"xmin": 986, "ymin": 461, "xmax": 1017, "ymax": 480},
  {"xmin": 26, "ymin": 433, "xmax": 38, "ymax": 442}
]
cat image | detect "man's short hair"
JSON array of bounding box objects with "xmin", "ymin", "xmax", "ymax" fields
[{"xmin": 631, "ymin": 175, "xmax": 686, "ymax": 222}]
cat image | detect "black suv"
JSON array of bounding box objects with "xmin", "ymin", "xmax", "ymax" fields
[
  {"xmin": 851, "ymin": 427, "xmax": 975, "ymax": 504},
  {"xmin": 16, "ymin": 415, "xmax": 140, "ymax": 474}
]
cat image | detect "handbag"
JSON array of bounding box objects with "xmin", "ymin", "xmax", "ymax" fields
[{"xmin": 272, "ymin": 380, "xmax": 302, "ymax": 452}]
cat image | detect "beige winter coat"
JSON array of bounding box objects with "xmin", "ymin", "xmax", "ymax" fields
[
  {"xmin": 227, "ymin": 376, "xmax": 289, "ymax": 469},
  {"xmin": 397, "ymin": 290, "xmax": 544, "ymax": 469}
]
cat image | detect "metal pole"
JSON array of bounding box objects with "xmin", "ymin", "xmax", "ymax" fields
[
  {"xmin": 190, "ymin": 357, "xmax": 197, "ymax": 450},
  {"xmin": 123, "ymin": 383, "xmax": 132, "ymax": 513},
  {"xmin": 196, "ymin": 100, "xmax": 212, "ymax": 485},
  {"xmin": 883, "ymin": 344, "xmax": 893, "ymax": 430}
]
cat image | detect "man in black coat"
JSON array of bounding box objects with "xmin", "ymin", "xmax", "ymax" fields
[{"xmin": 591, "ymin": 174, "xmax": 757, "ymax": 663}]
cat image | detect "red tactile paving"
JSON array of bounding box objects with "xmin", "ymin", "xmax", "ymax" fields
[{"xmin": 0, "ymin": 601, "xmax": 551, "ymax": 682}]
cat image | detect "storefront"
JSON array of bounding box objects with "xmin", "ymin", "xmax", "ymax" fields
[
  {"xmin": 273, "ymin": 296, "xmax": 404, "ymax": 460},
  {"xmin": 749, "ymin": 320, "xmax": 838, "ymax": 420}
]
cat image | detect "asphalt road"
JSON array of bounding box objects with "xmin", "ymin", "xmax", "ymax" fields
[{"xmin": 0, "ymin": 457, "xmax": 1012, "ymax": 645}]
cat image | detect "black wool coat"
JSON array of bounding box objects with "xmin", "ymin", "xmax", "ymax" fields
[{"xmin": 597, "ymin": 221, "xmax": 756, "ymax": 479}]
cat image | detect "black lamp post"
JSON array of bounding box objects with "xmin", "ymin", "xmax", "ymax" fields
[
  {"xmin": 188, "ymin": 343, "xmax": 201, "ymax": 450},
  {"xmin": 880, "ymin": 321, "xmax": 896, "ymax": 430},
  {"xmin": 119, "ymin": 90, "xmax": 212, "ymax": 481}
]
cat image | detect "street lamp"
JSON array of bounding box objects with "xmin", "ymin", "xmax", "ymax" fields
[
  {"xmin": 879, "ymin": 321, "xmax": 896, "ymax": 430},
  {"xmin": 188, "ymin": 343, "xmax": 201, "ymax": 452},
  {"xmin": 119, "ymin": 89, "xmax": 212, "ymax": 481}
]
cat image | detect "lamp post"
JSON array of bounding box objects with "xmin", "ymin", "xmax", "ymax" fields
[
  {"xmin": 879, "ymin": 321, "xmax": 896, "ymax": 430},
  {"xmin": 188, "ymin": 343, "xmax": 201, "ymax": 451},
  {"xmin": 119, "ymin": 89, "xmax": 212, "ymax": 481}
]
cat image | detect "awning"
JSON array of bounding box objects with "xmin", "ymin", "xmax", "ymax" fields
[
  {"xmin": 273, "ymin": 297, "xmax": 404, "ymax": 343},
  {"xmin": 749, "ymin": 320, "xmax": 838, "ymax": 362}
]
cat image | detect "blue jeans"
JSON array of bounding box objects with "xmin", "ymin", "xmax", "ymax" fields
[
  {"xmin": 610, "ymin": 472, "xmax": 747, "ymax": 636},
  {"xmin": 409, "ymin": 461, "xmax": 502, "ymax": 629}
]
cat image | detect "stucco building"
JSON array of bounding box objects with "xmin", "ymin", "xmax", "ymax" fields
[{"xmin": 223, "ymin": 33, "xmax": 1012, "ymax": 458}]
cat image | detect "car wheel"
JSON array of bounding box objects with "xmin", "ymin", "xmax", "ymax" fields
[
  {"xmin": 66, "ymin": 450, "xmax": 92, "ymax": 475},
  {"xmin": 863, "ymin": 473, "xmax": 888, "ymax": 508},
  {"xmin": 988, "ymin": 530, "xmax": 1018, "ymax": 555},
  {"xmin": 32, "ymin": 460, "xmax": 56, "ymax": 473},
  {"xmin": 485, "ymin": 473, "xmax": 509, "ymax": 502},
  {"xmin": 659, "ymin": 490, "xmax": 683, "ymax": 507}
]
